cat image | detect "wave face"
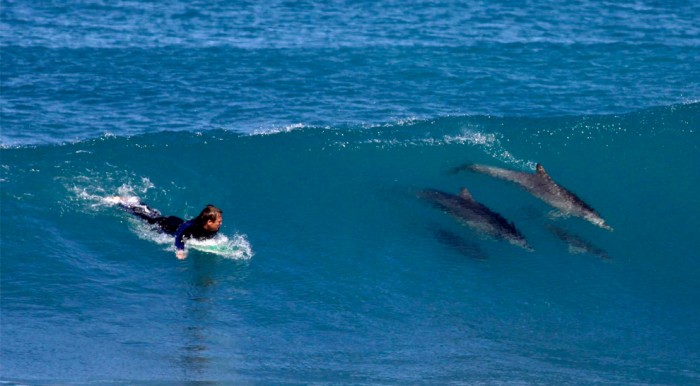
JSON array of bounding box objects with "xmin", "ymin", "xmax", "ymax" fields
[{"xmin": 2, "ymin": 104, "xmax": 699, "ymax": 383}]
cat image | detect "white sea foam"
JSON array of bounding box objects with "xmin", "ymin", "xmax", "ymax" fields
[
  {"xmin": 250, "ymin": 123, "xmax": 308, "ymax": 136},
  {"xmin": 64, "ymin": 169, "xmax": 160, "ymax": 211},
  {"xmin": 349, "ymin": 125, "xmax": 536, "ymax": 170},
  {"xmin": 71, "ymin": 184, "xmax": 143, "ymax": 210},
  {"xmin": 446, "ymin": 128, "xmax": 536, "ymax": 170},
  {"xmin": 133, "ymin": 219, "xmax": 254, "ymax": 260},
  {"xmin": 188, "ymin": 233, "xmax": 254, "ymax": 260}
]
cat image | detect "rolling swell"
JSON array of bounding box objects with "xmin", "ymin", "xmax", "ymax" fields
[
  {"xmin": 2, "ymin": 103, "xmax": 698, "ymax": 256},
  {"xmin": 1, "ymin": 104, "xmax": 700, "ymax": 383}
]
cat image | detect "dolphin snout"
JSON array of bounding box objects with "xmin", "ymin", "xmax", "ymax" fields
[
  {"xmin": 509, "ymin": 238, "xmax": 534, "ymax": 252},
  {"xmin": 518, "ymin": 241, "xmax": 535, "ymax": 252},
  {"xmin": 591, "ymin": 217, "xmax": 614, "ymax": 231}
]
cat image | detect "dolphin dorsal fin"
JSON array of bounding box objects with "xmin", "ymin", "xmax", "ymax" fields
[
  {"xmin": 459, "ymin": 188, "xmax": 473, "ymax": 201},
  {"xmin": 536, "ymin": 164, "xmax": 551, "ymax": 179}
]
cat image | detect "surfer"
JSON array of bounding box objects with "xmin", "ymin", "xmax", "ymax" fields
[{"xmin": 117, "ymin": 200, "xmax": 223, "ymax": 260}]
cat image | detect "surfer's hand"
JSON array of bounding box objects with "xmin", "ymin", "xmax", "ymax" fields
[{"xmin": 176, "ymin": 250, "xmax": 187, "ymax": 260}]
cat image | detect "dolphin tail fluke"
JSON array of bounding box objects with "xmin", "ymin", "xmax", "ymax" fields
[
  {"xmin": 448, "ymin": 164, "xmax": 473, "ymax": 174},
  {"xmin": 448, "ymin": 163, "xmax": 496, "ymax": 175}
]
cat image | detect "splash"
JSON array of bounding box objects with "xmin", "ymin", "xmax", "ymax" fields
[
  {"xmin": 444, "ymin": 127, "xmax": 536, "ymax": 170},
  {"xmin": 347, "ymin": 119, "xmax": 537, "ymax": 170},
  {"xmin": 132, "ymin": 219, "xmax": 254, "ymax": 260},
  {"xmin": 187, "ymin": 233, "xmax": 254, "ymax": 260},
  {"xmin": 67, "ymin": 176, "xmax": 157, "ymax": 212}
]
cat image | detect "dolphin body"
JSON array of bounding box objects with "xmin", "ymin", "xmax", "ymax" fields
[
  {"xmin": 462, "ymin": 163, "xmax": 613, "ymax": 231},
  {"xmin": 431, "ymin": 227, "xmax": 488, "ymax": 260},
  {"xmin": 419, "ymin": 188, "xmax": 532, "ymax": 251},
  {"xmin": 548, "ymin": 225, "xmax": 610, "ymax": 259}
]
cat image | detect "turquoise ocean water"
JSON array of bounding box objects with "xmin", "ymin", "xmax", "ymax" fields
[{"xmin": 2, "ymin": 1, "xmax": 699, "ymax": 383}]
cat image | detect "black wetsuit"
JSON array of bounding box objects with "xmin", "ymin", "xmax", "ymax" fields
[{"xmin": 122, "ymin": 203, "xmax": 218, "ymax": 250}]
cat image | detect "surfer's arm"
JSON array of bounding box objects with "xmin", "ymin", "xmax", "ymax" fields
[{"xmin": 174, "ymin": 221, "xmax": 193, "ymax": 259}]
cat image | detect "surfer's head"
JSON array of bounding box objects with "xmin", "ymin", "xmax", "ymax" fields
[{"xmin": 196, "ymin": 205, "xmax": 223, "ymax": 232}]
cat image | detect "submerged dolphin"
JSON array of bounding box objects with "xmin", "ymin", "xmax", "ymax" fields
[
  {"xmin": 459, "ymin": 163, "xmax": 613, "ymax": 231},
  {"xmin": 548, "ymin": 225, "xmax": 610, "ymax": 259},
  {"xmin": 431, "ymin": 227, "xmax": 488, "ymax": 260},
  {"xmin": 419, "ymin": 188, "xmax": 532, "ymax": 251}
]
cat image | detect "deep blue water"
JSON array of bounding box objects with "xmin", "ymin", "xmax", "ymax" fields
[{"xmin": 1, "ymin": 0, "xmax": 699, "ymax": 383}]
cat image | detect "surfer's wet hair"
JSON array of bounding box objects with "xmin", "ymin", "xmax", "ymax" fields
[{"xmin": 195, "ymin": 205, "xmax": 222, "ymax": 225}]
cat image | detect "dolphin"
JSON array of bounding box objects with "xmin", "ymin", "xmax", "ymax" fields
[
  {"xmin": 458, "ymin": 163, "xmax": 613, "ymax": 231},
  {"xmin": 431, "ymin": 227, "xmax": 488, "ymax": 260},
  {"xmin": 419, "ymin": 188, "xmax": 532, "ymax": 251},
  {"xmin": 547, "ymin": 225, "xmax": 610, "ymax": 259}
]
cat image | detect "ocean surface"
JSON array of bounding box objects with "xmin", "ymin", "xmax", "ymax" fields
[{"xmin": 1, "ymin": 0, "xmax": 699, "ymax": 383}]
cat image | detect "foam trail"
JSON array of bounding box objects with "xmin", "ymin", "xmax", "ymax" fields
[
  {"xmin": 446, "ymin": 128, "xmax": 536, "ymax": 170},
  {"xmin": 348, "ymin": 120, "xmax": 536, "ymax": 170}
]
